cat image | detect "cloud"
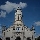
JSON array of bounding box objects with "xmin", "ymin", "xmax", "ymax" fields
[
  {"xmin": 0, "ymin": 1, "xmax": 27, "ymax": 18},
  {"xmin": 34, "ymin": 21, "xmax": 40, "ymax": 26},
  {"xmin": 0, "ymin": 1, "xmax": 27, "ymax": 13},
  {"xmin": 0, "ymin": 11, "xmax": 6, "ymax": 18}
]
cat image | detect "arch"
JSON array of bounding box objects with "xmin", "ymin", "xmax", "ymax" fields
[
  {"xmin": 6, "ymin": 37, "xmax": 10, "ymax": 40},
  {"xmin": 27, "ymin": 37, "xmax": 31, "ymax": 40},
  {"xmin": 15, "ymin": 36, "xmax": 21, "ymax": 40}
]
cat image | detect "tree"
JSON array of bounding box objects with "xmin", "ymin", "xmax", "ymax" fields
[
  {"xmin": 37, "ymin": 36, "xmax": 40, "ymax": 40},
  {"xmin": 0, "ymin": 38, "xmax": 2, "ymax": 40}
]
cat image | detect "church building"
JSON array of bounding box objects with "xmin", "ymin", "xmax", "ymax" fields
[{"xmin": 2, "ymin": 7, "xmax": 35, "ymax": 40}]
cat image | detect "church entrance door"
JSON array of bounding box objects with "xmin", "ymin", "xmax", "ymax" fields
[
  {"xmin": 15, "ymin": 36, "xmax": 21, "ymax": 40},
  {"xmin": 27, "ymin": 37, "xmax": 31, "ymax": 40}
]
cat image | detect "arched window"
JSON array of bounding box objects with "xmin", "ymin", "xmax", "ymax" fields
[
  {"xmin": 22, "ymin": 27, "xmax": 23, "ymax": 30},
  {"xmin": 13, "ymin": 26, "xmax": 15, "ymax": 30},
  {"xmin": 4, "ymin": 32, "xmax": 5, "ymax": 36}
]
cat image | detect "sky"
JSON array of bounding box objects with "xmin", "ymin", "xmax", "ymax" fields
[{"xmin": 0, "ymin": 0, "xmax": 40, "ymax": 38}]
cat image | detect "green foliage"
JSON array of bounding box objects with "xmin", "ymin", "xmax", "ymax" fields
[
  {"xmin": 37, "ymin": 36, "xmax": 40, "ymax": 40},
  {"xmin": 35, "ymin": 36, "xmax": 40, "ymax": 40}
]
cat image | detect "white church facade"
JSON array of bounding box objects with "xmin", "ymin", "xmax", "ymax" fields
[{"xmin": 2, "ymin": 7, "xmax": 35, "ymax": 40}]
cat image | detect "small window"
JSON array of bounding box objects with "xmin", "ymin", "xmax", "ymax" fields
[
  {"xmin": 18, "ymin": 7, "xmax": 19, "ymax": 8},
  {"xmin": 13, "ymin": 28, "xmax": 15, "ymax": 30},
  {"xmin": 11, "ymin": 36, "xmax": 13, "ymax": 38},
  {"xmin": 18, "ymin": 28, "xmax": 19, "ymax": 30},
  {"xmin": 15, "ymin": 10, "xmax": 17, "ymax": 12},
  {"xmin": 7, "ymin": 31, "xmax": 8, "ymax": 32},
  {"xmin": 13, "ymin": 26, "xmax": 15, "ymax": 30},
  {"xmin": 22, "ymin": 27, "xmax": 23, "ymax": 30},
  {"xmin": 4, "ymin": 29, "xmax": 5, "ymax": 31},
  {"xmin": 4, "ymin": 32, "xmax": 5, "ymax": 36},
  {"xmin": 32, "ymin": 35, "xmax": 33, "ymax": 39}
]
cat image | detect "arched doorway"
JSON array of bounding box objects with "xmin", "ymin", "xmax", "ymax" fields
[
  {"xmin": 6, "ymin": 37, "xmax": 10, "ymax": 40},
  {"xmin": 15, "ymin": 36, "xmax": 21, "ymax": 40},
  {"xmin": 27, "ymin": 37, "xmax": 31, "ymax": 40}
]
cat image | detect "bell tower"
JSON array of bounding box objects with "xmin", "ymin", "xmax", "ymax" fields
[{"xmin": 15, "ymin": 7, "xmax": 22, "ymax": 21}]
